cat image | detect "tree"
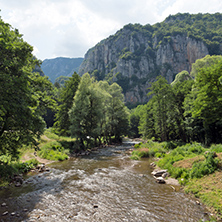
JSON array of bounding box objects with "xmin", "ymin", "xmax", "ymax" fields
[
  {"xmin": 139, "ymin": 102, "xmax": 156, "ymax": 139},
  {"xmin": 69, "ymin": 74, "xmax": 129, "ymax": 148},
  {"xmin": 129, "ymin": 105, "xmax": 145, "ymax": 138},
  {"xmin": 171, "ymin": 72, "xmax": 194, "ymax": 142},
  {"xmin": 105, "ymin": 83, "xmax": 129, "ymax": 143},
  {"xmin": 69, "ymin": 73, "xmax": 104, "ymax": 148},
  {"xmin": 189, "ymin": 58, "xmax": 222, "ymax": 145},
  {"xmin": 54, "ymin": 72, "xmax": 80, "ymax": 136},
  {"xmin": 0, "ymin": 18, "xmax": 52, "ymax": 158},
  {"xmin": 190, "ymin": 55, "xmax": 222, "ymax": 77},
  {"xmin": 171, "ymin": 70, "xmax": 192, "ymax": 86},
  {"xmin": 147, "ymin": 76, "xmax": 174, "ymax": 141}
]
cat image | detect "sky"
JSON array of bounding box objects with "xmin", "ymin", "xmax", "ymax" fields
[{"xmin": 1, "ymin": 0, "xmax": 222, "ymax": 61}]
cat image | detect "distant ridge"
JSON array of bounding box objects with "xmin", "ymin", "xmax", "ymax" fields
[{"xmin": 41, "ymin": 57, "xmax": 84, "ymax": 83}]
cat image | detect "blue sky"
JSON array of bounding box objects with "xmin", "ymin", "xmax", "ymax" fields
[{"xmin": 1, "ymin": 0, "xmax": 222, "ymax": 60}]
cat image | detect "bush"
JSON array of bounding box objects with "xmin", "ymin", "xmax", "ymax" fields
[
  {"xmin": 130, "ymin": 148, "xmax": 150, "ymax": 159},
  {"xmin": 38, "ymin": 141, "xmax": 69, "ymax": 161},
  {"xmin": 210, "ymin": 144, "xmax": 222, "ymax": 153},
  {"xmin": 190, "ymin": 152, "xmax": 218, "ymax": 178}
]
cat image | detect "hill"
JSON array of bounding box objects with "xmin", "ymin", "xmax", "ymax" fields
[
  {"xmin": 79, "ymin": 13, "xmax": 222, "ymax": 105},
  {"xmin": 41, "ymin": 57, "xmax": 83, "ymax": 83}
]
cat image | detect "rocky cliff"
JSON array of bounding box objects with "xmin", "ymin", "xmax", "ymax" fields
[{"xmin": 79, "ymin": 13, "xmax": 222, "ymax": 104}]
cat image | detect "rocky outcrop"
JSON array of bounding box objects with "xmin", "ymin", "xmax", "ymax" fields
[{"xmin": 79, "ymin": 21, "xmax": 210, "ymax": 104}]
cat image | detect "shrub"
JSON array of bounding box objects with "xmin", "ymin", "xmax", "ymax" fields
[
  {"xmin": 38, "ymin": 141, "xmax": 69, "ymax": 161},
  {"xmin": 131, "ymin": 148, "xmax": 149, "ymax": 159},
  {"xmin": 190, "ymin": 152, "xmax": 218, "ymax": 178},
  {"xmin": 210, "ymin": 144, "xmax": 222, "ymax": 153}
]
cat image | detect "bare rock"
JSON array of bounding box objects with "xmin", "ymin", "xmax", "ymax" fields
[
  {"xmin": 2, "ymin": 211, "xmax": 8, "ymax": 216},
  {"xmin": 150, "ymin": 162, "xmax": 156, "ymax": 167},
  {"xmin": 155, "ymin": 177, "xmax": 166, "ymax": 184},
  {"xmin": 1, "ymin": 202, "xmax": 7, "ymax": 207},
  {"xmin": 151, "ymin": 169, "xmax": 168, "ymax": 177}
]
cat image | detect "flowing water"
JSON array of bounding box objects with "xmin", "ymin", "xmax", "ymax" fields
[{"xmin": 0, "ymin": 143, "xmax": 210, "ymax": 222}]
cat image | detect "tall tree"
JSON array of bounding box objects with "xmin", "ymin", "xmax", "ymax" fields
[
  {"xmin": 147, "ymin": 76, "xmax": 174, "ymax": 141},
  {"xmin": 54, "ymin": 72, "xmax": 80, "ymax": 136},
  {"xmin": 189, "ymin": 59, "xmax": 222, "ymax": 145},
  {"xmin": 105, "ymin": 83, "xmax": 129, "ymax": 143},
  {"xmin": 69, "ymin": 73, "xmax": 103, "ymax": 148},
  {"xmin": 0, "ymin": 18, "xmax": 52, "ymax": 158}
]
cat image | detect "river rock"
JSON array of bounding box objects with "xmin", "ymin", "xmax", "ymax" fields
[
  {"xmin": 151, "ymin": 170, "xmax": 168, "ymax": 177},
  {"xmin": 155, "ymin": 177, "xmax": 166, "ymax": 184},
  {"xmin": 11, "ymin": 212, "xmax": 16, "ymax": 216},
  {"xmin": 1, "ymin": 202, "xmax": 7, "ymax": 207},
  {"xmin": 162, "ymin": 172, "xmax": 170, "ymax": 178},
  {"xmin": 150, "ymin": 162, "xmax": 156, "ymax": 167},
  {"xmin": 13, "ymin": 175, "xmax": 23, "ymax": 187},
  {"xmin": 2, "ymin": 211, "xmax": 8, "ymax": 216},
  {"xmin": 139, "ymin": 174, "xmax": 145, "ymax": 177},
  {"xmin": 37, "ymin": 164, "xmax": 46, "ymax": 172}
]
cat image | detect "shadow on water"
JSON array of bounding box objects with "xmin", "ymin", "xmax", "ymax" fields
[{"xmin": 0, "ymin": 170, "xmax": 64, "ymax": 221}]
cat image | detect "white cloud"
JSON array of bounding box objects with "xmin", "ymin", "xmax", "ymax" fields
[{"xmin": 1, "ymin": 0, "xmax": 222, "ymax": 60}]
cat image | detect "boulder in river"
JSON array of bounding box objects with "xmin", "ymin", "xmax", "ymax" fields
[
  {"xmin": 150, "ymin": 162, "xmax": 156, "ymax": 167},
  {"xmin": 151, "ymin": 169, "xmax": 168, "ymax": 177},
  {"xmin": 155, "ymin": 177, "xmax": 166, "ymax": 184},
  {"xmin": 12, "ymin": 175, "xmax": 23, "ymax": 187},
  {"xmin": 2, "ymin": 211, "xmax": 8, "ymax": 216}
]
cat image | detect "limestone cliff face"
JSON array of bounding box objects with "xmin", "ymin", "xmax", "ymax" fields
[{"xmin": 79, "ymin": 25, "xmax": 209, "ymax": 104}]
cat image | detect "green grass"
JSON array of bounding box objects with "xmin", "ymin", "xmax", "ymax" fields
[
  {"xmin": 0, "ymin": 158, "xmax": 39, "ymax": 187},
  {"xmin": 131, "ymin": 140, "xmax": 222, "ymax": 219},
  {"xmin": 38, "ymin": 141, "xmax": 69, "ymax": 161}
]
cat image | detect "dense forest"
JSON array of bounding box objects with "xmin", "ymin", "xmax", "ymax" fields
[{"xmin": 130, "ymin": 55, "xmax": 222, "ymax": 146}]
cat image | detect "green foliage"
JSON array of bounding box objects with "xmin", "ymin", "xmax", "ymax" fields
[
  {"xmin": 130, "ymin": 149, "xmax": 150, "ymax": 160},
  {"xmin": 129, "ymin": 105, "xmax": 146, "ymax": 138},
  {"xmin": 38, "ymin": 141, "xmax": 69, "ymax": 161},
  {"xmin": 190, "ymin": 152, "xmax": 218, "ymax": 178},
  {"xmin": 0, "ymin": 17, "xmax": 55, "ymax": 158},
  {"xmin": 0, "ymin": 158, "xmax": 39, "ymax": 182},
  {"xmin": 210, "ymin": 144, "xmax": 222, "ymax": 153},
  {"xmin": 185, "ymin": 56, "xmax": 222, "ymax": 145},
  {"xmin": 69, "ymin": 74, "xmax": 129, "ymax": 149},
  {"xmin": 155, "ymin": 13, "xmax": 222, "ymax": 55},
  {"xmin": 171, "ymin": 70, "xmax": 192, "ymax": 86},
  {"xmin": 54, "ymin": 72, "xmax": 81, "ymax": 136},
  {"xmin": 155, "ymin": 143, "xmax": 220, "ymax": 182}
]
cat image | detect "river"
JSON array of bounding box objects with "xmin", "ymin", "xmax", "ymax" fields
[{"xmin": 0, "ymin": 143, "xmax": 210, "ymax": 221}]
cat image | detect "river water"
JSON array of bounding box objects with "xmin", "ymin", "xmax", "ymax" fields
[{"xmin": 0, "ymin": 143, "xmax": 210, "ymax": 222}]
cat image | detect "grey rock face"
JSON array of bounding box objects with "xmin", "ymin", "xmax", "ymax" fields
[{"xmin": 79, "ymin": 27, "xmax": 209, "ymax": 104}]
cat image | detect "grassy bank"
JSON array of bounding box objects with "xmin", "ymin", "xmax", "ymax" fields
[
  {"xmin": 0, "ymin": 129, "xmax": 75, "ymax": 187},
  {"xmin": 132, "ymin": 140, "xmax": 222, "ymax": 220}
]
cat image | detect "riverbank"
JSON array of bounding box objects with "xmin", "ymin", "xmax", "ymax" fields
[{"xmin": 131, "ymin": 140, "xmax": 222, "ymax": 221}]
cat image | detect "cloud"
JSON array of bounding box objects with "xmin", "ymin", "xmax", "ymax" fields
[{"xmin": 1, "ymin": 0, "xmax": 222, "ymax": 60}]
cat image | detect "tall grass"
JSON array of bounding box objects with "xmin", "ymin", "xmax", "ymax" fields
[{"xmin": 38, "ymin": 141, "xmax": 69, "ymax": 161}]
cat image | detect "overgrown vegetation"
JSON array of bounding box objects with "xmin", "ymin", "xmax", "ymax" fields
[
  {"xmin": 132, "ymin": 140, "xmax": 222, "ymax": 218},
  {"xmin": 0, "ymin": 158, "xmax": 39, "ymax": 186}
]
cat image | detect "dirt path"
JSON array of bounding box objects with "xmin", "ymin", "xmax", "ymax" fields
[{"xmin": 21, "ymin": 152, "xmax": 54, "ymax": 165}]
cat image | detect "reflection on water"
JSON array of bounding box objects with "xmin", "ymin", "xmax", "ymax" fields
[{"xmin": 0, "ymin": 145, "xmax": 210, "ymax": 221}]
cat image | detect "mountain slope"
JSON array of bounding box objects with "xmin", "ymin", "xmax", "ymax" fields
[
  {"xmin": 79, "ymin": 13, "xmax": 222, "ymax": 104},
  {"xmin": 41, "ymin": 57, "xmax": 83, "ymax": 83}
]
